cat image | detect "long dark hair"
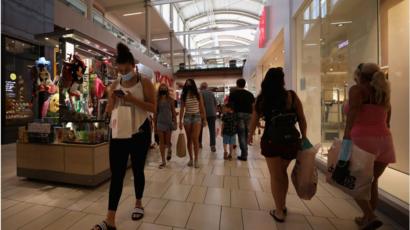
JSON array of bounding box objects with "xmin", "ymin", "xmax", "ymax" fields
[
  {"xmin": 181, "ymin": 79, "xmax": 200, "ymax": 102},
  {"xmin": 255, "ymin": 67, "xmax": 288, "ymax": 116},
  {"xmin": 116, "ymin": 43, "xmax": 135, "ymax": 65}
]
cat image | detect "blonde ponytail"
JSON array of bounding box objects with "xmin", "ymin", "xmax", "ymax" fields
[{"xmin": 370, "ymin": 71, "xmax": 390, "ymax": 106}]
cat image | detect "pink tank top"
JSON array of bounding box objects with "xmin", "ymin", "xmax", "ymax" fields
[{"xmin": 344, "ymin": 104, "xmax": 390, "ymax": 137}]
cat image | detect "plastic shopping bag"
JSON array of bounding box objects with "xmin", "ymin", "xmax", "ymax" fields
[
  {"xmin": 327, "ymin": 139, "xmax": 375, "ymax": 200},
  {"xmin": 291, "ymin": 139, "xmax": 318, "ymax": 200},
  {"xmin": 111, "ymin": 106, "xmax": 133, "ymax": 139},
  {"xmin": 176, "ymin": 132, "xmax": 187, "ymax": 158}
]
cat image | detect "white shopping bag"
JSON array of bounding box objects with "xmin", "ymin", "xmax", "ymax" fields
[
  {"xmin": 291, "ymin": 141, "xmax": 318, "ymax": 200},
  {"xmin": 327, "ymin": 139, "xmax": 375, "ymax": 200},
  {"xmin": 111, "ymin": 106, "xmax": 133, "ymax": 139}
]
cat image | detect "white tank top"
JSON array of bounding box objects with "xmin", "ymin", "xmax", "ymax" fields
[{"xmin": 113, "ymin": 76, "xmax": 148, "ymax": 134}]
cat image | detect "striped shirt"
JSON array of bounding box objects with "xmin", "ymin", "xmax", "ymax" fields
[{"xmin": 185, "ymin": 95, "xmax": 200, "ymax": 114}]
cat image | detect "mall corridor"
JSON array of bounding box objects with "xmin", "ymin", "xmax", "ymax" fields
[{"xmin": 1, "ymin": 133, "xmax": 405, "ymax": 230}]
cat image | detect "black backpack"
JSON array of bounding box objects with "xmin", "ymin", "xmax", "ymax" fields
[{"xmin": 266, "ymin": 92, "xmax": 301, "ymax": 145}]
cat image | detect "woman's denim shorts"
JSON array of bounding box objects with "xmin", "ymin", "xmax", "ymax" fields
[{"xmin": 184, "ymin": 113, "xmax": 201, "ymax": 125}]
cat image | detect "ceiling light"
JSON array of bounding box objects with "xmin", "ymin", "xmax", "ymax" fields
[
  {"xmin": 55, "ymin": 45, "xmax": 59, "ymax": 48},
  {"xmin": 103, "ymin": 48, "xmax": 107, "ymax": 51},
  {"xmin": 330, "ymin": 21, "xmax": 352, "ymax": 26},
  {"xmin": 152, "ymin": 38, "xmax": 168, "ymax": 42},
  {"xmin": 123, "ymin": 12, "xmax": 144, "ymax": 16},
  {"xmin": 45, "ymin": 37, "xmax": 49, "ymax": 40}
]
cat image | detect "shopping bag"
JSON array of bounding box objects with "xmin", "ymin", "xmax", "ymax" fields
[
  {"xmin": 111, "ymin": 106, "xmax": 133, "ymax": 139},
  {"xmin": 176, "ymin": 132, "xmax": 187, "ymax": 158},
  {"xmin": 327, "ymin": 139, "xmax": 375, "ymax": 200},
  {"xmin": 291, "ymin": 139, "xmax": 318, "ymax": 200}
]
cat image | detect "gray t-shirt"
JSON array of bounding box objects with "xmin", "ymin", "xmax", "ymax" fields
[{"xmin": 201, "ymin": 89, "xmax": 217, "ymax": 117}]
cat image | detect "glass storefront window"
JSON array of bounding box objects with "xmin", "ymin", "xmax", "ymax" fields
[
  {"xmin": 296, "ymin": 0, "xmax": 379, "ymax": 146},
  {"xmin": 296, "ymin": 0, "xmax": 409, "ymax": 202}
]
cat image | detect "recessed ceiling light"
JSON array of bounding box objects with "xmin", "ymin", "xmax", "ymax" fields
[
  {"xmin": 152, "ymin": 37, "xmax": 168, "ymax": 41},
  {"xmin": 123, "ymin": 12, "xmax": 144, "ymax": 16},
  {"xmin": 45, "ymin": 37, "xmax": 49, "ymax": 40},
  {"xmin": 103, "ymin": 48, "xmax": 107, "ymax": 51},
  {"xmin": 331, "ymin": 21, "xmax": 352, "ymax": 26},
  {"xmin": 88, "ymin": 49, "xmax": 91, "ymax": 52},
  {"xmin": 55, "ymin": 44, "xmax": 59, "ymax": 48}
]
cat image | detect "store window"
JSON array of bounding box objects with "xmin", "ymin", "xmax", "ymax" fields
[{"xmin": 296, "ymin": 0, "xmax": 409, "ymax": 201}]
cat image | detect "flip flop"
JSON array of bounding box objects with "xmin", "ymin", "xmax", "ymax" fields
[
  {"xmin": 132, "ymin": 207, "xmax": 144, "ymax": 221},
  {"xmin": 93, "ymin": 221, "xmax": 116, "ymax": 230},
  {"xmin": 269, "ymin": 210, "xmax": 285, "ymax": 223}
]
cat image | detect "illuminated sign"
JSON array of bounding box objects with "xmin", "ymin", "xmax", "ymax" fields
[
  {"xmin": 338, "ymin": 40, "xmax": 349, "ymax": 49},
  {"xmin": 258, "ymin": 6, "xmax": 268, "ymax": 48}
]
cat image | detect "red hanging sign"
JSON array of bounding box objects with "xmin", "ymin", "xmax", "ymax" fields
[{"xmin": 258, "ymin": 7, "xmax": 267, "ymax": 48}]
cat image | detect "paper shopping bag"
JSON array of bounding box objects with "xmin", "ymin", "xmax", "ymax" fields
[
  {"xmin": 176, "ymin": 132, "xmax": 187, "ymax": 158},
  {"xmin": 111, "ymin": 106, "xmax": 133, "ymax": 139},
  {"xmin": 327, "ymin": 139, "xmax": 375, "ymax": 200},
  {"xmin": 291, "ymin": 139, "xmax": 318, "ymax": 200}
]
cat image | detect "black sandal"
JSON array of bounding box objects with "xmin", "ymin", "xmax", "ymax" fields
[
  {"xmin": 360, "ymin": 218, "xmax": 383, "ymax": 230},
  {"xmin": 93, "ymin": 221, "xmax": 116, "ymax": 230},
  {"xmin": 269, "ymin": 210, "xmax": 285, "ymax": 223},
  {"xmin": 132, "ymin": 207, "xmax": 144, "ymax": 221}
]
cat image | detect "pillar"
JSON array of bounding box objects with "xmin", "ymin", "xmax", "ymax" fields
[
  {"xmin": 86, "ymin": 0, "xmax": 94, "ymax": 21},
  {"xmin": 145, "ymin": 0, "xmax": 152, "ymax": 55}
]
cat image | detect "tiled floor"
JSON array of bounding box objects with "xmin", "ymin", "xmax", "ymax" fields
[{"xmin": 1, "ymin": 133, "xmax": 405, "ymax": 230}]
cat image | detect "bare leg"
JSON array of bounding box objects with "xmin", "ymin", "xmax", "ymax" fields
[
  {"xmin": 266, "ymin": 157, "xmax": 291, "ymax": 220},
  {"xmin": 371, "ymin": 162, "xmax": 388, "ymax": 210},
  {"xmin": 191, "ymin": 122, "xmax": 202, "ymax": 163},
  {"xmin": 184, "ymin": 124, "xmax": 193, "ymax": 161},
  {"xmin": 229, "ymin": 144, "xmax": 234, "ymax": 158},
  {"xmin": 158, "ymin": 131, "xmax": 166, "ymax": 164}
]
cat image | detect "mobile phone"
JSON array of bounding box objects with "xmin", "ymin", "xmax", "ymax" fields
[{"xmin": 113, "ymin": 89, "xmax": 125, "ymax": 97}]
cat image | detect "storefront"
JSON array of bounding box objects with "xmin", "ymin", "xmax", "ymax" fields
[
  {"xmin": 295, "ymin": 0, "xmax": 409, "ymax": 203},
  {"xmin": 15, "ymin": 30, "xmax": 116, "ymax": 186}
]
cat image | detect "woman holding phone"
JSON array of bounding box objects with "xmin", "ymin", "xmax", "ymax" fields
[{"xmin": 93, "ymin": 43, "xmax": 156, "ymax": 230}]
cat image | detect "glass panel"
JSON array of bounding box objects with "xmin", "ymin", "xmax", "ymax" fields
[{"xmin": 296, "ymin": 0, "xmax": 379, "ymax": 147}]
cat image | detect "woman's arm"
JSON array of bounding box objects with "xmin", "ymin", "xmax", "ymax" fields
[
  {"xmin": 105, "ymin": 81, "xmax": 118, "ymax": 114},
  {"xmin": 123, "ymin": 77, "xmax": 156, "ymax": 113},
  {"xmin": 343, "ymin": 86, "xmax": 362, "ymax": 139},
  {"xmin": 248, "ymin": 104, "xmax": 260, "ymax": 144},
  {"xmin": 170, "ymin": 99, "xmax": 177, "ymax": 122},
  {"xmin": 179, "ymin": 100, "xmax": 185, "ymax": 129},
  {"xmin": 293, "ymin": 91, "xmax": 307, "ymax": 139},
  {"xmin": 199, "ymin": 95, "xmax": 207, "ymax": 126},
  {"xmin": 387, "ymin": 104, "xmax": 392, "ymax": 128}
]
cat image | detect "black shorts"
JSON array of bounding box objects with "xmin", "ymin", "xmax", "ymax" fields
[{"xmin": 260, "ymin": 138, "xmax": 301, "ymax": 160}]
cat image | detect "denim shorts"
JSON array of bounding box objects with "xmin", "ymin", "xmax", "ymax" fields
[
  {"xmin": 184, "ymin": 113, "xmax": 201, "ymax": 125},
  {"xmin": 223, "ymin": 134, "xmax": 236, "ymax": 145}
]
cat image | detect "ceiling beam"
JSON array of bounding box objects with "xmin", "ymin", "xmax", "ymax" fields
[
  {"xmin": 173, "ymin": 24, "xmax": 257, "ymax": 36},
  {"xmin": 185, "ymin": 10, "xmax": 260, "ymax": 23},
  {"xmin": 151, "ymin": 0, "xmax": 193, "ymax": 5},
  {"xmin": 189, "ymin": 20, "xmax": 253, "ymax": 31},
  {"xmin": 160, "ymin": 45, "xmax": 250, "ymax": 54}
]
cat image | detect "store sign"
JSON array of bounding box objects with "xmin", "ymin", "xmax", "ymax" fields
[
  {"xmin": 258, "ymin": 6, "xmax": 268, "ymax": 48},
  {"xmin": 338, "ymin": 40, "xmax": 349, "ymax": 49},
  {"xmin": 65, "ymin": 42, "xmax": 74, "ymax": 60}
]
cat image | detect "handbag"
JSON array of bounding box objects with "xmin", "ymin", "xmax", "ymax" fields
[
  {"xmin": 327, "ymin": 139, "xmax": 375, "ymax": 200},
  {"xmin": 110, "ymin": 105, "xmax": 133, "ymax": 139},
  {"xmin": 291, "ymin": 138, "xmax": 318, "ymax": 200},
  {"xmin": 176, "ymin": 132, "xmax": 187, "ymax": 158}
]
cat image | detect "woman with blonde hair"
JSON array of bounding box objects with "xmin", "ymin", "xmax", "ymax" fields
[{"xmin": 343, "ymin": 63, "xmax": 395, "ymax": 230}]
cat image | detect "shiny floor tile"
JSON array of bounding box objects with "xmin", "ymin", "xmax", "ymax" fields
[
  {"xmin": 220, "ymin": 207, "xmax": 243, "ymax": 230},
  {"xmin": 155, "ymin": 201, "xmax": 193, "ymax": 227},
  {"xmin": 186, "ymin": 203, "xmax": 221, "ymax": 230},
  {"xmin": 204, "ymin": 187, "xmax": 231, "ymax": 206}
]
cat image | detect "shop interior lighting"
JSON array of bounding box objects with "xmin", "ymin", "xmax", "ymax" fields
[
  {"xmin": 45, "ymin": 37, "xmax": 49, "ymax": 40},
  {"xmin": 123, "ymin": 12, "xmax": 144, "ymax": 16},
  {"xmin": 152, "ymin": 37, "xmax": 169, "ymax": 41}
]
